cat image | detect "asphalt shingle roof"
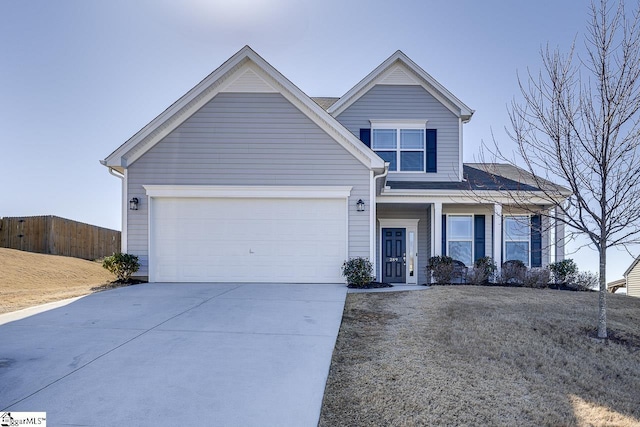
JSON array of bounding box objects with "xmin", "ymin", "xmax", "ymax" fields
[{"xmin": 386, "ymin": 164, "xmax": 567, "ymax": 193}]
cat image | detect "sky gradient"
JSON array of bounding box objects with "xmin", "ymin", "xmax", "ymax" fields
[{"xmin": 1, "ymin": 0, "xmax": 635, "ymax": 281}]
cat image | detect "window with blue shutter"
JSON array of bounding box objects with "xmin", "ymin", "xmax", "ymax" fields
[
  {"xmin": 531, "ymin": 214, "xmax": 542, "ymax": 267},
  {"xmin": 426, "ymin": 129, "xmax": 437, "ymax": 173},
  {"xmin": 359, "ymin": 128, "xmax": 371, "ymax": 147},
  {"xmin": 441, "ymin": 214, "xmax": 446, "ymax": 255},
  {"xmin": 474, "ymin": 215, "xmax": 485, "ymax": 261}
]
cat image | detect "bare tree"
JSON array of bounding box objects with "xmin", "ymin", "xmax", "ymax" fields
[{"xmin": 486, "ymin": 0, "xmax": 640, "ymax": 339}]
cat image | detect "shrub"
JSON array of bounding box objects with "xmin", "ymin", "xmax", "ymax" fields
[
  {"xmin": 426, "ymin": 256, "xmax": 456, "ymax": 284},
  {"xmin": 523, "ymin": 268, "xmax": 551, "ymax": 288},
  {"xmin": 102, "ymin": 252, "xmax": 140, "ymax": 282},
  {"xmin": 567, "ymin": 271, "xmax": 599, "ymax": 291},
  {"xmin": 467, "ymin": 257, "xmax": 497, "ymax": 285},
  {"xmin": 341, "ymin": 257, "xmax": 374, "ymax": 288},
  {"xmin": 549, "ymin": 259, "xmax": 578, "ymax": 284},
  {"xmin": 498, "ymin": 260, "xmax": 527, "ymax": 285}
]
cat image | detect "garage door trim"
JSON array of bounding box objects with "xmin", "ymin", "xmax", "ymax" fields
[
  {"xmin": 144, "ymin": 185, "xmax": 353, "ymax": 283},
  {"xmin": 143, "ymin": 185, "xmax": 353, "ymax": 199}
]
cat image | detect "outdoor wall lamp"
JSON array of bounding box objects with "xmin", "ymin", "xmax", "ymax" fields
[
  {"xmin": 357, "ymin": 199, "xmax": 365, "ymax": 212},
  {"xmin": 129, "ymin": 197, "xmax": 139, "ymax": 210}
]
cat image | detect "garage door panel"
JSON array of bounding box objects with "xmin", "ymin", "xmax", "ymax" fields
[{"xmin": 150, "ymin": 197, "xmax": 347, "ymax": 283}]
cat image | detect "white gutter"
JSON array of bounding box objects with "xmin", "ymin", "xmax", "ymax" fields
[{"xmin": 371, "ymin": 162, "xmax": 390, "ymax": 279}]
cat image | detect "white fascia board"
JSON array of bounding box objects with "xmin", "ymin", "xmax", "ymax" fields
[
  {"xmin": 103, "ymin": 46, "xmax": 254, "ymax": 168},
  {"xmin": 328, "ymin": 51, "xmax": 474, "ymax": 121},
  {"xmin": 104, "ymin": 46, "xmax": 384, "ymax": 172},
  {"xmin": 143, "ymin": 185, "xmax": 353, "ymax": 199},
  {"xmin": 377, "ymin": 191, "xmax": 563, "ymax": 206}
]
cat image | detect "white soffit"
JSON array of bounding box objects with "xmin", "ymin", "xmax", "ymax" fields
[{"xmin": 379, "ymin": 64, "xmax": 420, "ymax": 85}]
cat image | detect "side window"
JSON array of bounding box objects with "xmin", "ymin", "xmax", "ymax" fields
[
  {"xmin": 504, "ymin": 216, "xmax": 530, "ymax": 266},
  {"xmin": 447, "ymin": 215, "xmax": 473, "ymax": 266}
]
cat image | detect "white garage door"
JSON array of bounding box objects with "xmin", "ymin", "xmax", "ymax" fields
[{"xmin": 149, "ymin": 197, "xmax": 347, "ymax": 283}]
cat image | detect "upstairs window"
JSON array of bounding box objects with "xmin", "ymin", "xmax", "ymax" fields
[{"xmin": 369, "ymin": 120, "xmax": 435, "ymax": 172}]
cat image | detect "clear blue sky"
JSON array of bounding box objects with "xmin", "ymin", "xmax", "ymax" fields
[{"xmin": 1, "ymin": 0, "xmax": 635, "ymax": 280}]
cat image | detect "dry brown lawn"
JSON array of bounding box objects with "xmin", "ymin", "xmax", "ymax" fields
[
  {"xmin": 0, "ymin": 248, "xmax": 114, "ymax": 314},
  {"xmin": 319, "ymin": 286, "xmax": 640, "ymax": 427}
]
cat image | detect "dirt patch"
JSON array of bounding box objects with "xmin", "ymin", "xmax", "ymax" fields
[
  {"xmin": 319, "ymin": 286, "xmax": 640, "ymax": 426},
  {"xmin": 0, "ymin": 248, "xmax": 116, "ymax": 314}
]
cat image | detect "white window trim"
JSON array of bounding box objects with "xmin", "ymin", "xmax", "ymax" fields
[
  {"xmin": 446, "ymin": 214, "xmax": 474, "ymax": 266},
  {"xmin": 378, "ymin": 219, "xmax": 420, "ymax": 284},
  {"xmin": 370, "ymin": 120, "xmax": 429, "ymax": 173},
  {"xmin": 503, "ymin": 215, "xmax": 531, "ymax": 267}
]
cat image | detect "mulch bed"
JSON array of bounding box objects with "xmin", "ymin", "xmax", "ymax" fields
[
  {"xmin": 347, "ymin": 281, "xmax": 393, "ymax": 289},
  {"xmin": 91, "ymin": 279, "xmax": 146, "ymax": 292}
]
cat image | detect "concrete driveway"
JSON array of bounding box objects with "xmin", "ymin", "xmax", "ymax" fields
[{"xmin": 0, "ymin": 283, "xmax": 347, "ymax": 426}]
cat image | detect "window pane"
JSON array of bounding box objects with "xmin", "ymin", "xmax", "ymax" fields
[
  {"xmin": 449, "ymin": 216, "xmax": 473, "ymax": 239},
  {"xmin": 506, "ymin": 242, "xmax": 529, "ymax": 264},
  {"xmin": 400, "ymin": 151, "xmax": 424, "ymax": 171},
  {"xmin": 400, "ymin": 129, "xmax": 424, "ymax": 149},
  {"xmin": 372, "ymin": 129, "xmax": 396, "ymax": 149},
  {"xmin": 505, "ymin": 217, "xmax": 529, "ymax": 240},
  {"xmin": 376, "ymin": 150, "xmax": 397, "ymax": 171},
  {"xmin": 449, "ymin": 241, "xmax": 472, "ymax": 266}
]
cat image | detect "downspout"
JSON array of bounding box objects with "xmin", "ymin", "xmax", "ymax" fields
[
  {"xmin": 101, "ymin": 161, "xmax": 127, "ymax": 253},
  {"xmin": 371, "ymin": 162, "xmax": 390, "ymax": 280}
]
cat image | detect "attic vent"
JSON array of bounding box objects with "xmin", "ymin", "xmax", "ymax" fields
[
  {"xmin": 380, "ymin": 65, "xmax": 419, "ymax": 85},
  {"xmin": 222, "ymin": 67, "xmax": 277, "ymax": 93}
]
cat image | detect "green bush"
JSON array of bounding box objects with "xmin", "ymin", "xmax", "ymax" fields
[
  {"xmin": 467, "ymin": 256, "xmax": 497, "ymax": 285},
  {"xmin": 549, "ymin": 259, "xmax": 578, "ymax": 284},
  {"xmin": 102, "ymin": 252, "xmax": 140, "ymax": 282},
  {"xmin": 523, "ymin": 268, "xmax": 551, "ymax": 288},
  {"xmin": 341, "ymin": 257, "xmax": 374, "ymax": 288},
  {"xmin": 426, "ymin": 256, "xmax": 457, "ymax": 284},
  {"xmin": 568, "ymin": 271, "xmax": 599, "ymax": 291},
  {"xmin": 498, "ymin": 260, "xmax": 527, "ymax": 285}
]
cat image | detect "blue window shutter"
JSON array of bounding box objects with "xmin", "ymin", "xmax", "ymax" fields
[
  {"xmin": 426, "ymin": 129, "xmax": 437, "ymax": 172},
  {"xmin": 359, "ymin": 128, "xmax": 371, "ymax": 147},
  {"xmin": 531, "ymin": 214, "xmax": 542, "ymax": 267},
  {"xmin": 442, "ymin": 214, "xmax": 447, "ymax": 255},
  {"xmin": 474, "ymin": 215, "xmax": 485, "ymax": 261}
]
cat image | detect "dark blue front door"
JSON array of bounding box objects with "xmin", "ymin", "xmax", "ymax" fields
[{"xmin": 382, "ymin": 228, "xmax": 406, "ymax": 283}]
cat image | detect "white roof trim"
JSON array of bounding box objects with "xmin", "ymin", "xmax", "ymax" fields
[
  {"xmin": 103, "ymin": 46, "xmax": 385, "ymax": 171},
  {"xmin": 144, "ymin": 185, "xmax": 353, "ymax": 199},
  {"xmin": 327, "ymin": 50, "xmax": 474, "ymax": 122},
  {"xmin": 624, "ymin": 255, "xmax": 640, "ymax": 277}
]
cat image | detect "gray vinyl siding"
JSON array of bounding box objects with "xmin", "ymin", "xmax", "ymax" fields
[
  {"xmin": 376, "ymin": 204, "xmax": 430, "ymax": 283},
  {"xmin": 126, "ymin": 92, "xmax": 371, "ymax": 277},
  {"xmin": 336, "ymin": 85, "xmax": 461, "ymax": 182},
  {"xmin": 628, "ymin": 263, "xmax": 640, "ymax": 297}
]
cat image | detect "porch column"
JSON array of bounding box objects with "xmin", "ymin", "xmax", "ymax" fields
[
  {"xmin": 555, "ymin": 207, "xmax": 566, "ymax": 262},
  {"xmin": 432, "ymin": 201, "xmax": 442, "ymax": 257},
  {"xmin": 493, "ymin": 204, "xmax": 502, "ymax": 268}
]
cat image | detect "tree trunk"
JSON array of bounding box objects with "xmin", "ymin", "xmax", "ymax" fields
[{"xmin": 597, "ymin": 247, "xmax": 607, "ymax": 339}]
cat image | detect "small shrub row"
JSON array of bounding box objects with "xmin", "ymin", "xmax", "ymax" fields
[{"xmin": 426, "ymin": 257, "xmax": 596, "ymax": 291}]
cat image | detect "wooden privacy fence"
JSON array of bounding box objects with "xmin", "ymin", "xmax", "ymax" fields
[{"xmin": 0, "ymin": 216, "xmax": 120, "ymax": 260}]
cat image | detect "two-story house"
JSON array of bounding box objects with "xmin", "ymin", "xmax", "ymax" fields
[{"xmin": 101, "ymin": 46, "xmax": 569, "ymax": 284}]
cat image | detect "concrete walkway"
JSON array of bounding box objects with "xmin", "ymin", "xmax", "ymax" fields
[{"xmin": 0, "ymin": 283, "xmax": 347, "ymax": 426}]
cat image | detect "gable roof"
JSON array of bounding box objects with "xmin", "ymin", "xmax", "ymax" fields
[
  {"xmin": 624, "ymin": 255, "xmax": 640, "ymax": 277},
  {"xmin": 102, "ymin": 46, "xmax": 385, "ymax": 172},
  {"xmin": 327, "ymin": 50, "xmax": 474, "ymax": 121}
]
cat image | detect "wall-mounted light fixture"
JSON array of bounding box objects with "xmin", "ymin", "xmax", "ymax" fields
[
  {"xmin": 129, "ymin": 197, "xmax": 139, "ymax": 210},
  {"xmin": 356, "ymin": 199, "xmax": 365, "ymax": 212}
]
